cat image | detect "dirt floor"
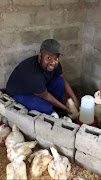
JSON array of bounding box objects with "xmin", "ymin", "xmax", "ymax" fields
[{"xmin": 0, "ymin": 146, "xmax": 101, "ymax": 180}]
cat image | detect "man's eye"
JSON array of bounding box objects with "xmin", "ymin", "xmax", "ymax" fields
[
  {"xmin": 47, "ymin": 56, "xmax": 51, "ymax": 60},
  {"xmin": 55, "ymin": 58, "xmax": 59, "ymax": 61}
]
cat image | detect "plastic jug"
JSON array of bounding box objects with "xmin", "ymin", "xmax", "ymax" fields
[{"xmin": 79, "ymin": 95, "xmax": 95, "ymax": 124}]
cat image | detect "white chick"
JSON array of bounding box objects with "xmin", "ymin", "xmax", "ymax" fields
[
  {"xmin": 1, "ymin": 115, "xmax": 8, "ymax": 126},
  {"xmin": 0, "ymin": 114, "xmax": 2, "ymax": 124},
  {"xmin": 51, "ymin": 111, "xmax": 59, "ymax": 119},
  {"xmin": 73, "ymin": 178, "xmax": 86, "ymax": 180},
  {"xmin": 48, "ymin": 146, "xmax": 71, "ymax": 180},
  {"xmin": 30, "ymin": 149, "xmax": 52, "ymax": 177},
  {"xmin": 7, "ymin": 140, "xmax": 37, "ymax": 162},
  {"xmin": 5, "ymin": 124, "xmax": 25, "ymax": 149},
  {"xmin": 66, "ymin": 98, "xmax": 79, "ymax": 119},
  {"xmin": 63, "ymin": 116, "xmax": 72, "ymax": 123},
  {"xmin": 0, "ymin": 124, "xmax": 11, "ymax": 146},
  {"xmin": 6, "ymin": 155, "xmax": 27, "ymax": 180},
  {"xmin": 94, "ymin": 91, "xmax": 101, "ymax": 104}
]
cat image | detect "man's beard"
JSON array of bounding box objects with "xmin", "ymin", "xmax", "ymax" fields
[{"xmin": 39, "ymin": 61, "xmax": 49, "ymax": 72}]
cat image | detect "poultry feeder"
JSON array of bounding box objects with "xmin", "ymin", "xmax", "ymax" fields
[{"xmin": 76, "ymin": 95, "xmax": 97, "ymax": 126}]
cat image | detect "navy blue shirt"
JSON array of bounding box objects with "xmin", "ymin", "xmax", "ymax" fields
[{"xmin": 6, "ymin": 55, "xmax": 62, "ymax": 96}]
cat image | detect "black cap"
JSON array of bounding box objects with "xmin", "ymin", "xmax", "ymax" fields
[{"xmin": 40, "ymin": 39, "xmax": 62, "ymax": 55}]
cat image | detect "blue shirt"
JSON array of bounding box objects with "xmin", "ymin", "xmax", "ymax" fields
[{"xmin": 6, "ymin": 55, "xmax": 62, "ymax": 96}]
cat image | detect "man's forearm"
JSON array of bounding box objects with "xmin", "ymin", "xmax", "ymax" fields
[
  {"xmin": 60, "ymin": 74, "xmax": 79, "ymax": 108},
  {"xmin": 35, "ymin": 91, "xmax": 67, "ymax": 111}
]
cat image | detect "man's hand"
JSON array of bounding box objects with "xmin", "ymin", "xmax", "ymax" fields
[
  {"xmin": 65, "ymin": 106, "xmax": 72, "ymax": 114},
  {"xmin": 60, "ymin": 74, "xmax": 80, "ymax": 110},
  {"xmin": 73, "ymin": 99, "xmax": 80, "ymax": 110}
]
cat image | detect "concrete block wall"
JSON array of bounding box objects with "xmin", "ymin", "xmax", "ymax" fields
[
  {"xmin": 0, "ymin": 91, "xmax": 80, "ymax": 162},
  {"xmin": 35, "ymin": 114, "xmax": 79, "ymax": 162},
  {"xmin": 0, "ymin": 0, "xmax": 83, "ymax": 89},
  {"xmin": 75, "ymin": 124, "xmax": 101, "ymax": 175},
  {"xmin": 81, "ymin": 0, "xmax": 101, "ymax": 93},
  {"xmin": 1, "ymin": 91, "xmax": 101, "ymax": 175}
]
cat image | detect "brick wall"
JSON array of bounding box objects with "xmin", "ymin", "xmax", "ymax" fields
[
  {"xmin": 0, "ymin": 0, "xmax": 83, "ymax": 89},
  {"xmin": 81, "ymin": 0, "xmax": 101, "ymax": 93}
]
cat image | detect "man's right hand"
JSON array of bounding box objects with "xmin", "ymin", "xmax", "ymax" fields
[{"xmin": 64, "ymin": 105, "xmax": 72, "ymax": 114}]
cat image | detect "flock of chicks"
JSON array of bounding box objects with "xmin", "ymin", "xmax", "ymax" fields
[
  {"xmin": 0, "ymin": 123, "xmax": 72, "ymax": 180},
  {"xmin": 1, "ymin": 93, "xmax": 101, "ymax": 180},
  {"xmin": 0, "ymin": 98, "xmax": 81, "ymax": 180}
]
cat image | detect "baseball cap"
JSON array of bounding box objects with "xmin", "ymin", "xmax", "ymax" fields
[{"xmin": 40, "ymin": 39, "xmax": 63, "ymax": 55}]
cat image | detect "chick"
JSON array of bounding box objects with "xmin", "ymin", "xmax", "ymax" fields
[
  {"xmin": 0, "ymin": 115, "xmax": 8, "ymax": 126},
  {"xmin": 62, "ymin": 116, "xmax": 72, "ymax": 123},
  {"xmin": 30, "ymin": 149, "xmax": 52, "ymax": 177},
  {"xmin": 0, "ymin": 124, "xmax": 11, "ymax": 146},
  {"xmin": 5, "ymin": 124, "xmax": 25, "ymax": 149},
  {"xmin": 51, "ymin": 111, "xmax": 59, "ymax": 119},
  {"xmin": 7, "ymin": 140, "xmax": 37, "ymax": 162},
  {"xmin": 6, "ymin": 155, "xmax": 27, "ymax": 180},
  {"xmin": 48, "ymin": 146, "xmax": 71, "ymax": 180},
  {"xmin": 66, "ymin": 98, "xmax": 79, "ymax": 119},
  {"xmin": 94, "ymin": 91, "xmax": 101, "ymax": 104}
]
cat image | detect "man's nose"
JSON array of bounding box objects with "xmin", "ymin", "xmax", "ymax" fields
[{"xmin": 50, "ymin": 59, "xmax": 56, "ymax": 65}]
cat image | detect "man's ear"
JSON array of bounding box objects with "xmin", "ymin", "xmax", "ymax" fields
[{"xmin": 38, "ymin": 52, "xmax": 41, "ymax": 63}]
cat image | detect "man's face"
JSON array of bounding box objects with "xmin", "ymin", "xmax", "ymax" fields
[{"xmin": 38, "ymin": 50, "xmax": 59, "ymax": 72}]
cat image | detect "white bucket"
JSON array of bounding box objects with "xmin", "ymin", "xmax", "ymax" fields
[{"xmin": 79, "ymin": 95, "xmax": 95, "ymax": 124}]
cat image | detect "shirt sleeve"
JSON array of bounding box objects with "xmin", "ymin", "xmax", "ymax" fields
[{"xmin": 54, "ymin": 62, "xmax": 63, "ymax": 76}]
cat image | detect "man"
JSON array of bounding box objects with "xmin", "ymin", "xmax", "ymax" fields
[{"xmin": 6, "ymin": 39, "xmax": 79, "ymax": 115}]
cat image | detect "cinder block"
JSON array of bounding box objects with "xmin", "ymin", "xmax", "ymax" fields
[
  {"xmin": 6, "ymin": 109, "xmax": 41, "ymax": 139},
  {"xmin": 34, "ymin": 10, "xmax": 63, "ymax": 25},
  {"xmin": 51, "ymin": 0, "xmax": 78, "ymax": 5},
  {"xmin": 6, "ymin": 102, "xmax": 28, "ymax": 115},
  {"xmin": 2, "ymin": 49, "xmax": 36, "ymax": 66},
  {"xmin": 53, "ymin": 27, "xmax": 79, "ymax": 41},
  {"xmin": 86, "ymin": 7, "xmax": 101, "ymax": 23},
  {"xmin": 95, "ymin": 104, "xmax": 101, "ymax": 126},
  {"xmin": 68, "ymin": 8, "xmax": 84, "ymax": 24},
  {"xmin": 35, "ymin": 114, "xmax": 57, "ymax": 142},
  {"xmin": 94, "ymin": 63, "xmax": 101, "ymax": 78},
  {"xmin": 82, "ymin": 43, "xmax": 94, "ymax": 56},
  {"xmin": 20, "ymin": 30, "xmax": 50, "ymax": 44},
  {"xmin": 75, "ymin": 124, "xmax": 101, "ymax": 159},
  {"xmin": 36, "ymin": 135, "xmax": 74, "ymax": 162},
  {"xmin": 83, "ymin": 23, "xmax": 95, "ymax": 41},
  {"xmin": 0, "ymin": 0, "xmax": 8, "ymax": 6},
  {"xmin": 28, "ymin": 110, "xmax": 42, "ymax": 116},
  {"xmin": 2, "ymin": 13, "xmax": 31, "ymax": 28},
  {"xmin": 81, "ymin": 72, "xmax": 101, "ymax": 93},
  {"xmin": 0, "ymin": 93, "xmax": 14, "ymax": 116},
  {"xmin": 13, "ymin": 0, "xmax": 49, "ymax": 6},
  {"xmin": 57, "ymin": 146, "xmax": 75, "ymax": 163},
  {"xmin": 62, "ymin": 44, "xmax": 82, "ymax": 58},
  {"xmin": 82, "ymin": 59, "xmax": 93, "ymax": 73},
  {"xmin": 36, "ymin": 135, "xmax": 53, "ymax": 149},
  {"xmin": 53, "ymin": 119, "xmax": 80, "ymax": 149},
  {"xmin": 0, "ymin": 68, "xmax": 7, "ymax": 89},
  {"xmin": 35, "ymin": 114, "xmax": 80, "ymax": 149},
  {"xmin": 0, "ymin": 32, "xmax": 18, "ymax": 49},
  {"xmin": 75, "ymin": 150, "xmax": 101, "ymax": 176}
]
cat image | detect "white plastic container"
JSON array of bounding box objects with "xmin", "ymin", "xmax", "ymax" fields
[{"xmin": 79, "ymin": 95, "xmax": 95, "ymax": 124}]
